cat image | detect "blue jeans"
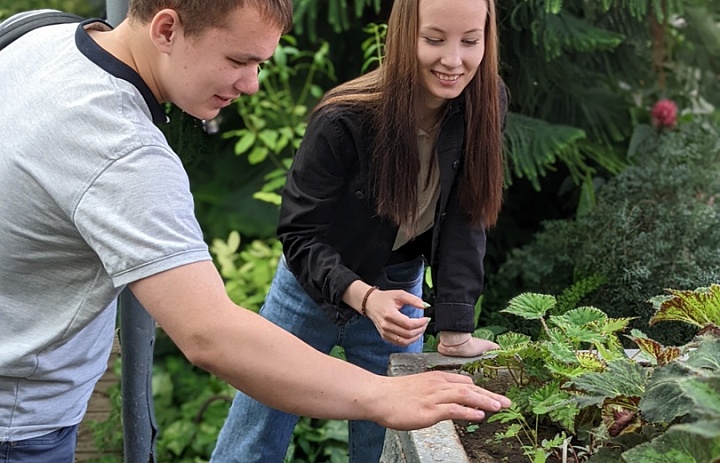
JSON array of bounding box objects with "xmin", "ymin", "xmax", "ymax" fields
[
  {"xmin": 211, "ymin": 257, "xmax": 424, "ymax": 463},
  {"xmin": 0, "ymin": 426, "xmax": 77, "ymax": 463}
]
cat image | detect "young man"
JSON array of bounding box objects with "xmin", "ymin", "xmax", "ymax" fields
[{"xmin": 0, "ymin": 1, "xmax": 510, "ymax": 460}]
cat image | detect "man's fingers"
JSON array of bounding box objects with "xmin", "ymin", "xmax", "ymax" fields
[
  {"xmin": 432, "ymin": 372, "xmax": 512, "ymax": 409},
  {"xmin": 376, "ymin": 372, "xmax": 512, "ymax": 431}
]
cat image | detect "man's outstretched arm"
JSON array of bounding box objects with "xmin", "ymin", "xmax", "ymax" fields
[{"xmin": 129, "ymin": 260, "xmax": 510, "ymax": 430}]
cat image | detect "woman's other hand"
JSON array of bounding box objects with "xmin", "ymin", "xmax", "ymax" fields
[{"xmin": 437, "ymin": 331, "xmax": 499, "ymax": 357}]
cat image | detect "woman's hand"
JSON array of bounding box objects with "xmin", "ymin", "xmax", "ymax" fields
[
  {"xmin": 364, "ymin": 288, "xmax": 430, "ymax": 346},
  {"xmin": 343, "ymin": 281, "xmax": 429, "ymax": 346},
  {"xmin": 437, "ymin": 331, "xmax": 499, "ymax": 357}
]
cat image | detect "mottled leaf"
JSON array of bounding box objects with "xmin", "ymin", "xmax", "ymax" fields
[
  {"xmin": 601, "ymin": 396, "xmax": 641, "ymax": 437},
  {"xmin": 648, "ymin": 284, "xmax": 720, "ymax": 328},
  {"xmin": 626, "ymin": 331, "xmax": 682, "ymax": 366}
]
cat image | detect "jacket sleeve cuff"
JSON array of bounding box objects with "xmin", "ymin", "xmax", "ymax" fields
[
  {"xmin": 323, "ymin": 264, "xmax": 361, "ymax": 307},
  {"xmin": 433, "ymin": 302, "xmax": 475, "ymax": 332}
]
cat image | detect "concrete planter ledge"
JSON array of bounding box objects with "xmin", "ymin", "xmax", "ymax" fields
[
  {"xmin": 380, "ymin": 352, "xmax": 484, "ymax": 463},
  {"xmin": 379, "ymin": 349, "xmax": 648, "ymax": 463}
]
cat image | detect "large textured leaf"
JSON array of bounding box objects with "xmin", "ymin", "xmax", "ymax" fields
[
  {"xmin": 671, "ymin": 419, "xmax": 720, "ymax": 440},
  {"xmin": 528, "ymin": 381, "xmax": 578, "ymax": 431},
  {"xmin": 648, "ymin": 284, "xmax": 720, "ymax": 328},
  {"xmin": 684, "ymin": 336, "xmax": 720, "ymax": 372},
  {"xmin": 544, "ymin": 329, "xmax": 578, "ymax": 363},
  {"xmin": 641, "ymin": 339, "xmax": 720, "ymax": 423},
  {"xmin": 640, "ymin": 363, "xmax": 697, "ymax": 423},
  {"xmin": 567, "ymin": 360, "xmax": 649, "ymax": 408},
  {"xmin": 626, "ymin": 329, "xmax": 682, "ymax": 366},
  {"xmin": 503, "ymin": 292, "xmax": 556, "ymax": 320},
  {"xmin": 563, "ymin": 324, "xmax": 608, "ymax": 345},
  {"xmin": 621, "ymin": 428, "xmax": 720, "ymax": 463},
  {"xmin": 678, "ymin": 376, "xmax": 720, "ymax": 418},
  {"xmin": 496, "ymin": 332, "xmax": 533, "ymax": 349},
  {"xmin": 549, "ymin": 306, "xmax": 607, "ymax": 327}
]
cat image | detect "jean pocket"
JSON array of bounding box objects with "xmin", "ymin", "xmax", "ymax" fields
[
  {"xmin": 13, "ymin": 426, "xmax": 77, "ymax": 449},
  {"xmin": 380, "ymin": 256, "xmax": 424, "ymax": 290}
]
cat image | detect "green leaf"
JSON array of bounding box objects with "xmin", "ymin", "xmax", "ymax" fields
[
  {"xmin": 227, "ymin": 230, "xmax": 240, "ymax": 252},
  {"xmin": 640, "ymin": 362, "xmax": 697, "ymax": 423},
  {"xmin": 543, "ymin": 329, "xmax": 577, "ymax": 363},
  {"xmin": 649, "ymin": 284, "xmax": 720, "ymax": 329},
  {"xmin": 642, "ymin": 337, "xmax": 720, "ymax": 422},
  {"xmin": 550, "ymin": 306, "xmax": 606, "ymax": 327},
  {"xmin": 253, "ymin": 191, "xmax": 282, "ymax": 206},
  {"xmin": 684, "ymin": 336, "xmax": 720, "ymax": 372},
  {"xmin": 568, "ymin": 360, "xmax": 649, "ymax": 408},
  {"xmin": 678, "ymin": 376, "xmax": 720, "ymax": 418},
  {"xmin": 233, "ymin": 130, "xmax": 256, "ymax": 155},
  {"xmin": 627, "ymin": 124, "xmax": 656, "ymax": 159},
  {"xmin": 496, "ymin": 332, "xmax": 532, "ymax": 349},
  {"xmin": 621, "ymin": 428, "xmax": 720, "ymax": 463},
  {"xmin": 670, "ymin": 419, "xmax": 720, "ymax": 440},
  {"xmin": 258, "ymin": 129, "xmax": 279, "ymax": 150},
  {"xmin": 472, "ymin": 328, "xmax": 495, "ymax": 341},
  {"xmin": 247, "ymin": 146, "xmax": 269, "ymax": 164},
  {"xmin": 503, "ymin": 293, "xmax": 556, "ymax": 320}
]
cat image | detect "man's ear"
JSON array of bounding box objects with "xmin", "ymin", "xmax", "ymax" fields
[{"xmin": 149, "ymin": 9, "xmax": 182, "ymax": 53}]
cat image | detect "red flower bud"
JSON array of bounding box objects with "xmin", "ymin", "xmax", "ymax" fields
[{"xmin": 651, "ymin": 99, "xmax": 678, "ymax": 129}]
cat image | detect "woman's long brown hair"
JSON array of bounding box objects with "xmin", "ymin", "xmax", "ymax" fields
[{"xmin": 316, "ymin": 0, "xmax": 504, "ymax": 229}]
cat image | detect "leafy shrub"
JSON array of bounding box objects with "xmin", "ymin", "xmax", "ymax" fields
[
  {"xmin": 467, "ymin": 285, "xmax": 720, "ymax": 463},
  {"xmin": 491, "ymin": 117, "xmax": 720, "ymax": 345},
  {"xmin": 210, "ymin": 231, "xmax": 282, "ymax": 312}
]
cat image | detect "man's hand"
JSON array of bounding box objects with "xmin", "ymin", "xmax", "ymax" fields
[{"xmin": 369, "ymin": 371, "xmax": 511, "ymax": 430}]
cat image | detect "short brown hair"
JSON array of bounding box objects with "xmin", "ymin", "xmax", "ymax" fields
[{"xmin": 128, "ymin": 0, "xmax": 293, "ymax": 37}]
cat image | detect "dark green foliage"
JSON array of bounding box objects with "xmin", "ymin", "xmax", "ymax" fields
[
  {"xmin": 491, "ymin": 118, "xmax": 720, "ymax": 345},
  {"xmin": 0, "ymin": 0, "xmax": 104, "ymax": 20},
  {"xmin": 292, "ymin": 0, "xmax": 381, "ymax": 41}
]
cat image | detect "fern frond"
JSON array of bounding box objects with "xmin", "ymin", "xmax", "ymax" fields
[
  {"xmin": 536, "ymin": 11, "xmax": 625, "ymax": 61},
  {"xmin": 504, "ymin": 113, "xmax": 587, "ymax": 190}
]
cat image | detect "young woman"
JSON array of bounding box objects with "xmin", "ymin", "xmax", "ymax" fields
[{"xmin": 211, "ymin": 0, "xmax": 507, "ymax": 461}]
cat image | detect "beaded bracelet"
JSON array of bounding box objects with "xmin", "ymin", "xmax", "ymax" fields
[{"xmin": 361, "ymin": 286, "xmax": 379, "ymax": 317}]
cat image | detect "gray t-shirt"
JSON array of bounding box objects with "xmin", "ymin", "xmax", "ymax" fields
[{"xmin": 0, "ymin": 20, "xmax": 211, "ymax": 441}]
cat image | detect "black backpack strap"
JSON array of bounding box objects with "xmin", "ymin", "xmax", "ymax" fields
[{"xmin": 0, "ymin": 9, "xmax": 83, "ymax": 51}]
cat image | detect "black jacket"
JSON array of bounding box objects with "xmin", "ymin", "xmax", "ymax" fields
[{"xmin": 279, "ymin": 94, "xmax": 499, "ymax": 332}]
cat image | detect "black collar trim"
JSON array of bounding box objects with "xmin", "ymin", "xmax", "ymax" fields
[{"xmin": 75, "ymin": 19, "xmax": 167, "ymax": 125}]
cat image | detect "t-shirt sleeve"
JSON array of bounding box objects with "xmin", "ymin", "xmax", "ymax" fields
[{"xmin": 73, "ymin": 144, "xmax": 211, "ymax": 287}]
